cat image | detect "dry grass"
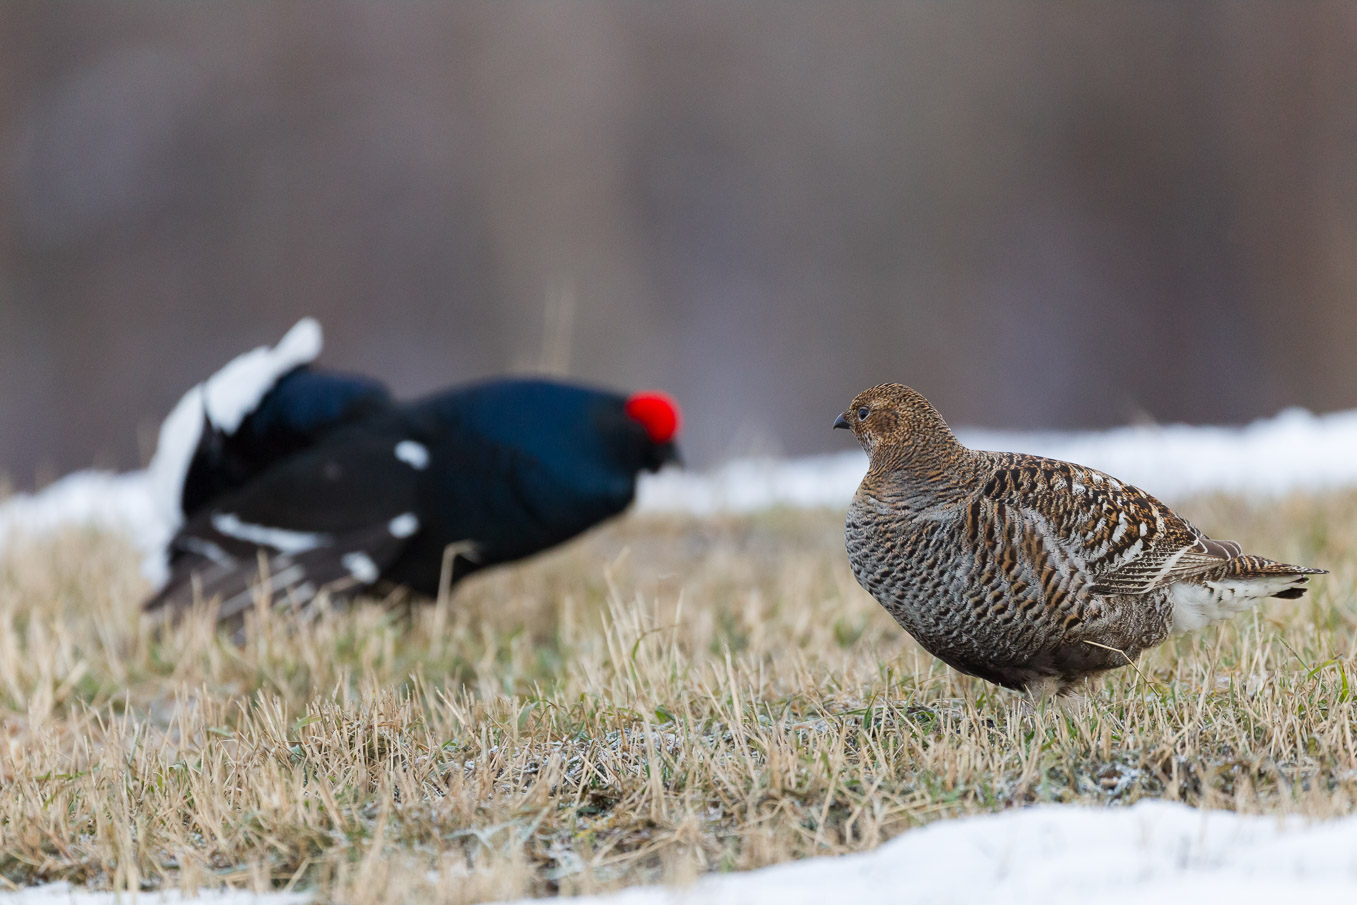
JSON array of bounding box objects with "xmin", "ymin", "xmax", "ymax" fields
[{"xmin": 1, "ymin": 494, "xmax": 1355, "ymax": 903}]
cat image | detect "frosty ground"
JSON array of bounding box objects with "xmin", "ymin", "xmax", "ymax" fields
[{"xmin": 2, "ymin": 408, "xmax": 1356, "ymax": 904}]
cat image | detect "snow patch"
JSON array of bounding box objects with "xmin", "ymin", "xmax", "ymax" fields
[
  {"xmin": 637, "ymin": 453, "xmax": 869, "ymax": 515},
  {"xmin": 492, "ymin": 800, "xmax": 1357, "ymax": 905},
  {"xmin": 4, "ymin": 799, "xmax": 1354, "ymax": 904},
  {"xmin": 637, "ymin": 406, "xmax": 1357, "ymax": 513},
  {"xmin": 0, "ymin": 468, "xmax": 163, "ymax": 560}
]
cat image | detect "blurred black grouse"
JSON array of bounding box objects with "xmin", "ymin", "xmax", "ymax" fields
[{"xmin": 143, "ymin": 319, "xmax": 680, "ymax": 620}]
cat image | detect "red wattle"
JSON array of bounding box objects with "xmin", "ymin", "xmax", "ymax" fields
[{"xmin": 625, "ymin": 392, "xmax": 681, "ymax": 444}]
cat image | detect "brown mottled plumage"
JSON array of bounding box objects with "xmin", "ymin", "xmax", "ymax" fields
[{"xmin": 835, "ymin": 384, "xmax": 1325, "ymax": 697}]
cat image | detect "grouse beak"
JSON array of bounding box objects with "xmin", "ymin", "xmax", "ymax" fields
[
  {"xmin": 645, "ymin": 441, "xmax": 681, "ymax": 472},
  {"xmin": 832, "ymin": 412, "xmax": 850, "ymax": 431}
]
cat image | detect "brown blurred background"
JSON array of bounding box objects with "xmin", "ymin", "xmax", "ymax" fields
[{"xmin": 1, "ymin": 2, "xmax": 1356, "ymax": 481}]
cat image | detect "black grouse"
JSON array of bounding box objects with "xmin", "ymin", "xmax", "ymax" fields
[{"xmin": 144, "ymin": 319, "xmax": 681, "ymax": 620}]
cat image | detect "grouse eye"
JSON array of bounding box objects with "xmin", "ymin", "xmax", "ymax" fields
[{"xmin": 857, "ymin": 406, "xmax": 870, "ymax": 421}]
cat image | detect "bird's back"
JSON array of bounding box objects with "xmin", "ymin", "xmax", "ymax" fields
[{"xmin": 378, "ymin": 389, "xmax": 644, "ymax": 593}]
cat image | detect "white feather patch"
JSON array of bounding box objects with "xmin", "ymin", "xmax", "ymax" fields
[
  {"xmin": 1111, "ymin": 514, "xmax": 1128, "ymax": 543},
  {"xmin": 178, "ymin": 536, "xmax": 234, "ymax": 567},
  {"xmin": 211, "ymin": 512, "xmax": 329, "ymax": 554},
  {"xmin": 203, "ymin": 318, "xmax": 322, "ymax": 432},
  {"xmin": 388, "ymin": 513, "xmax": 420, "ymax": 538},
  {"xmin": 341, "ymin": 551, "xmax": 379, "ymax": 584},
  {"xmin": 1169, "ymin": 575, "xmax": 1303, "ymax": 633},
  {"xmin": 394, "ymin": 440, "xmax": 430, "ymax": 470}
]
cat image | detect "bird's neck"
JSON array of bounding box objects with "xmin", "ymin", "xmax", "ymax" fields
[{"xmin": 861, "ymin": 434, "xmax": 984, "ymax": 508}]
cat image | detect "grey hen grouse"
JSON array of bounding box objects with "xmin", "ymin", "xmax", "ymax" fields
[{"xmin": 835, "ymin": 383, "xmax": 1324, "ymax": 697}]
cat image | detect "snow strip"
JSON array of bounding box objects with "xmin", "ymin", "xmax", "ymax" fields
[
  {"xmin": 637, "ymin": 406, "xmax": 1357, "ymax": 513},
  {"xmin": 0, "ymin": 469, "xmax": 162, "ymax": 555},
  {"xmin": 0, "ymin": 885, "xmax": 307, "ymax": 905},
  {"xmin": 494, "ymin": 800, "xmax": 1357, "ymax": 905},
  {"xmin": 5, "ymin": 406, "xmax": 1357, "ymax": 569},
  {"xmin": 6, "ymin": 802, "xmax": 1353, "ymax": 905}
]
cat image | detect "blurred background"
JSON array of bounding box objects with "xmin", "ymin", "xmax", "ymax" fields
[{"xmin": 2, "ymin": 1, "xmax": 1356, "ymax": 482}]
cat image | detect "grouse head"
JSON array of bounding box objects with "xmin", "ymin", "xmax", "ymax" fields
[
  {"xmin": 833, "ymin": 383, "xmax": 958, "ymax": 463},
  {"xmin": 623, "ymin": 391, "xmax": 682, "ymax": 471}
]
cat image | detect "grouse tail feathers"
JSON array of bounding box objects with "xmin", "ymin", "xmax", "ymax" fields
[
  {"xmin": 141, "ymin": 319, "xmax": 396, "ymax": 588},
  {"xmin": 146, "ymin": 319, "xmax": 323, "ymax": 530},
  {"xmin": 1216, "ymin": 554, "xmax": 1327, "ymax": 599},
  {"xmin": 1167, "ymin": 554, "xmax": 1326, "ymax": 632}
]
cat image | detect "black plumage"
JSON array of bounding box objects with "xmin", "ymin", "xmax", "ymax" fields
[
  {"xmin": 179, "ymin": 367, "xmax": 392, "ymax": 519},
  {"xmin": 144, "ymin": 323, "xmax": 680, "ymax": 619}
]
